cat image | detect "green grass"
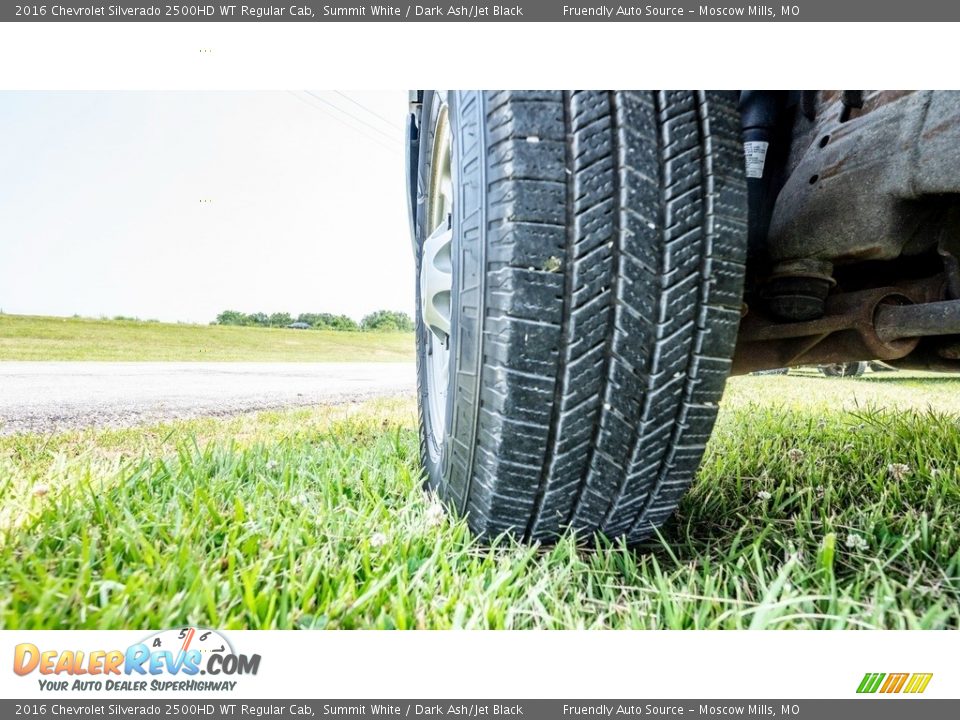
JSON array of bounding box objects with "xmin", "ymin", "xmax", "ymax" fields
[
  {"xmin": 1, "ymin": 372, "xmax": 959, "ymax": 629},
  {"xmin": 0, "ymin": 314, "xmax": 413, "ymax": 362}
]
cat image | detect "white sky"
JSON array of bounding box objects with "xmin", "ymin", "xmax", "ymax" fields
[{"xmin": 0, "ymin": 91, "xmax": 414, "ymax": 323}]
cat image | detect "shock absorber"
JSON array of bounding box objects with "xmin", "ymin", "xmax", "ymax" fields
[
  {"xmin": 739, "ymin": 91, "xmax": 784, "ymax": 281},
  {"xmin": 740, "ymin": 91, "xmax": 832, "ymax": 321}
]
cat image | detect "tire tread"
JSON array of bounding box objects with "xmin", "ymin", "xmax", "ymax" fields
[{"xmin": 428, "ymin": 90, "xmax": 746, "ymax": 543}]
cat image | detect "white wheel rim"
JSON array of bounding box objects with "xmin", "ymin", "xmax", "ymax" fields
[{"xmin": 421, "ymin": 97, "xmax": 454, "ymax": 462}]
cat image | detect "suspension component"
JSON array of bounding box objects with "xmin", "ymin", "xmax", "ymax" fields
[
  {"xmin": 875, "ymin": 299, "xmax": 960, "ymax": 343},
  {"xmin": 731, "ymin": 277, "xmax": 949, "ymax": 374}
]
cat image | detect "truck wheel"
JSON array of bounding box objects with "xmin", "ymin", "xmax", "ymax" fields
[
  {"xmin": 414, "ymin": 91, "xmax": 747, "ymax": 543},
  {"xmin": 819, "ymin": 362, "xmax": 867, "ymax": 378}
]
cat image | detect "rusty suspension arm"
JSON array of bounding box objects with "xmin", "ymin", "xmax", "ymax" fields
[
  {"xmin": 730, "ymin": 277, "xmax": 956, "ymax": 375},
  {"xmin": 875, "ymin": 300, "xmax": 960, "ymax": 343}
]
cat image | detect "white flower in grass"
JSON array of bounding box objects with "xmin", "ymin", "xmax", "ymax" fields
[
  {"xmin": 425, "ymin": 501, "xmax": 446, "ymax": 527},
  {"xmin": 266, "ymin": 460, "xmax": 279, "ymax": 472},
  {"xmin": 756, "ymin": 490, "xmax": 772, "ymax": 502},
  {"xmin": 845, "ymin": 532, "xmax": 869, "ymax": 551},
  {"xmin": 887, "ymin": 463, "xmax": 911, "ymax": 482},
  {"xmin": 370, "ymin": 532, "xmax": 388, "ymax": 548},
  {"xmin": 786, "ymin": 448, "xmax": 805, "ymax": 464},
  {"xmin": 97, "ymin": 580, "xmax": 126, "ymax": 607}
]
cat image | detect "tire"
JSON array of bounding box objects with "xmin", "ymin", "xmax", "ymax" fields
[
  {"xmin": 819, "ymin": 362, "xmax": 867, "ymax": 378},
  {"xmin": 414, "ymin": 91, "xmax": 747, "ymax": 543}
]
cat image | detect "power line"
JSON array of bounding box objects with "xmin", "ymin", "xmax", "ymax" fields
[
  {"xmin": 287, "ymin": 91, "xmax": 400, "ymax": 155},
  {"xmin": 289, "ymin": 93, "xmax": 399, "ymax": 156},
  {"xmin": 303, "ymin": 90, "xmax": 401, "ymax": 144},
  {"xmin": 334, "ymin": 91, "xmax": 403, "ymax": 131}
]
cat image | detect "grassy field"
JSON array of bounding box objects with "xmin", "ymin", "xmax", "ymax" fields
[
  {"xmin": 0, "ymin": 314, "xmax": 414, "ymax": 362},
  {"xmin": 1, "ymin": 371, "xmax": 959, "ymax": 629}
]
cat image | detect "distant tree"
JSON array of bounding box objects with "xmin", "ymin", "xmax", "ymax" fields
[
  {"xmin": 295, "ymin": 312, "xmax": 360, "ymax": 331},
  {"xmin": 268, "ymin": 312, "xmax": 293, "ymax": 327},
  {"xmin": 297, "ymin": 312, "xmax": 335, "ymax": 328},
  {"xmin": 215, "ymin": 310, "xmax": 370, "ymax": 330},
  {"xmin": 360, "ymin": 310, "xmax": 415, "ymax": 332},
  {"xmin": 327, "ymin": 314, "xmax": 360, "ymax": 331},
  {"xmin": 216, "ymin": 310, "xmax": 247, "ymax": 326}
]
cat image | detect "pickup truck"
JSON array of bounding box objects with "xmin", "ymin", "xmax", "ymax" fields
[{"xmin": 405, "ymin": 90, "xmax": 960, "ymax": 543}]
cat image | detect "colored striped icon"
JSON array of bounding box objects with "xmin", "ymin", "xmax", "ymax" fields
[{"xmin": 857, "ymin": 672, "xmax": 933, "ymax": 694}]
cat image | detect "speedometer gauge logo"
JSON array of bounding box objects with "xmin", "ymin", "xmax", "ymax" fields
[{"xmin": 142, "ymin": 627, "xmax": 234, "ymax": 658}]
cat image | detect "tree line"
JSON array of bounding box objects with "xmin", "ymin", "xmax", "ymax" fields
[{"xmin": 214, "ymin": 309, "xmax": 414, "ymax": 332}]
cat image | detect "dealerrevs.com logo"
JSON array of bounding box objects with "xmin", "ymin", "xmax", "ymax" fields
[
  {"xmin": 13, "ymin": 627, "xmax": 261, "ymax": 693},
  {"xmin": 857, "ymin": 672, "xmax": 933, "ymax": 694}
]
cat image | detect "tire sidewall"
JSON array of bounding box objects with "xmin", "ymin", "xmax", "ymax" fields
[{"xmin": 415, "ymin": 91, "xmax": 485, "ymax": 512}]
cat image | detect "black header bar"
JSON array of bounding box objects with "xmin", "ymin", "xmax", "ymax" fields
[{"xmin": 3, "ymin": 1, "xmax": 958, "ymax": 22}]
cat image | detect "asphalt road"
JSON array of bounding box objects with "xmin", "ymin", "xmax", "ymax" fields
[{"xmin": 0, "ymin": 362, "xmax": 416, "ymax": 434}]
